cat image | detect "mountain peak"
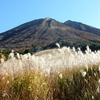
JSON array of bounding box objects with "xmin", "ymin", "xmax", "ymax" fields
[
  {"xmin": 45, "ymin": 17, "xmax": 52, "ymax": 21},
  {"xmin": 65, "ymin": 20, "xmax": 81, "ymax": 25},
  {"xmin": 42, "ymin": 17, "xmax": 66, "ymax": 28},
  {"xmin": 0, "ymin": 18, "xmax": 100, "ymax": 49},
  {"xmin": 64, "ymin": 20, "xmax": 100, "ymax": 35}
]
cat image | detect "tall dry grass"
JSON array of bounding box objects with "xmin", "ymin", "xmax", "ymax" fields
[{"xmin": 0, "ymin": 44, "xmax": 100, "ymax": 100}]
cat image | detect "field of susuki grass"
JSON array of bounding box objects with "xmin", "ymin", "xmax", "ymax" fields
[{"xmin": 0, "ymin": 43, "xmax": 100, "ymax": 100}]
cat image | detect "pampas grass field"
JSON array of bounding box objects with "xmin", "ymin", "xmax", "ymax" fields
[{"xmin": 0, "ymin": 44, "xmax": 100, "ymax": 100}]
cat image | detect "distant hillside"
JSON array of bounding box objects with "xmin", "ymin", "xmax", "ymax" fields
[
  {"xmin": 64, "ymin": 20, "xmax": 100, "ymax": 36},
  {"xmin": 0, "ymin": 17, "xmax": 100, "ymax": 50}
]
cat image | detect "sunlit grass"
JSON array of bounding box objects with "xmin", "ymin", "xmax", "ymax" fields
[
  {"xmin": 0, "ymin": 66, "xmax": 100, "ymax": 100},
  {"xmin": 0, "ymin": 45, "xmax": 100, "ymax": 99}
]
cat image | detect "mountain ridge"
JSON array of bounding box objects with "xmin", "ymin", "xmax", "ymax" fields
[
  {"xmin": 0, "ymin": 17, "xmax": 100, "ymax": 49},
  {"xmin": 64, "ymin": 20, "xmax": 100, "ymax": 36}
]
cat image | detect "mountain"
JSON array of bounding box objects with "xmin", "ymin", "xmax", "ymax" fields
[
  {"xmin": 0, "ymin": 17, "xmax": 100, "ymax": 50},
  {"xmin": 64, "ymin": 20, "xmax": 100, "ymax": 36}
]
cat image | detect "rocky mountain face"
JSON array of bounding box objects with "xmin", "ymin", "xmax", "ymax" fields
[
  {"xmin": 0, "ymin": 17, "xmax": 100, "ymax": 49},
  {"xmin": 64, "ymin": 20, "xmax": 100, "ymax": 36}
]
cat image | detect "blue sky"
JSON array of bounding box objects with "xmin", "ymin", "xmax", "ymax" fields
[{"xmin": 0, "ymin": 0, "xmax": 100, "ymax": 33}]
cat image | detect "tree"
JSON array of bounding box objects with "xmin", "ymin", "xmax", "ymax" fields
[{"xmin": 24, "ymin": 49, "xmax": 32, "ymax": 54}]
